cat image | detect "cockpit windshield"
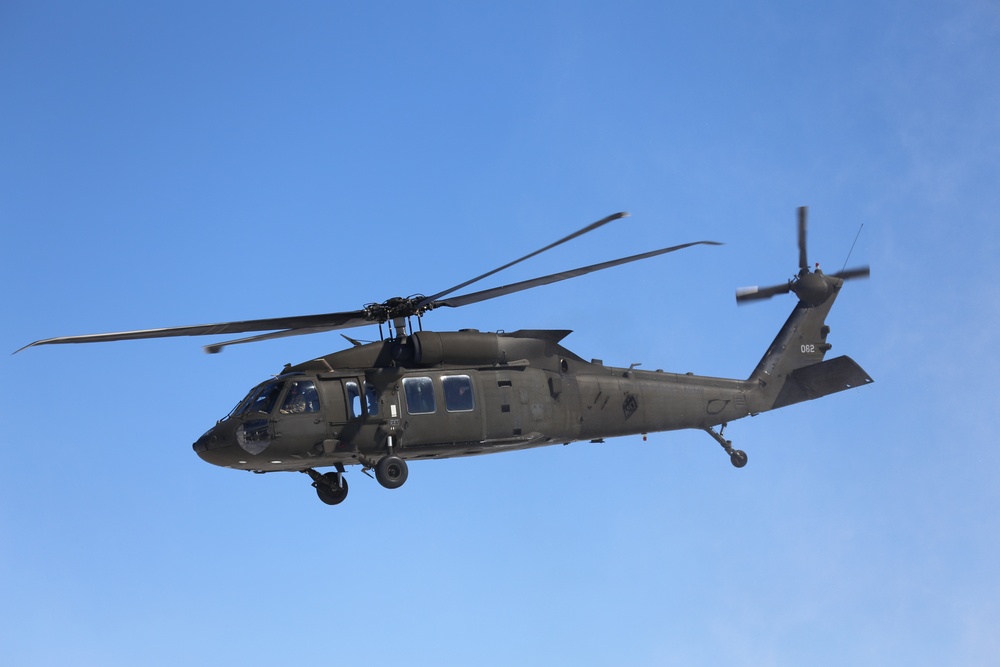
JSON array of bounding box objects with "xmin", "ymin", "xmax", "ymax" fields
[
  {"xmin": 247, "ymin": 381, "xmax": 285, "ymax": 414},
  {"xmin": 226, "ymin": 380, "xmax": 285, "ymax": 419},
  {"xmin": 225, "ymin": 377, "xmax": 322, "ymax": 420},
  {"xmin": 226, "ymin": 385, "xmax": 262, "ymax": 419}
]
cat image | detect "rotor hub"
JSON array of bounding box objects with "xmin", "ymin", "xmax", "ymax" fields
[{"xmin": 792, "ymin": 271, "xmax": 835, "ymax": 307}]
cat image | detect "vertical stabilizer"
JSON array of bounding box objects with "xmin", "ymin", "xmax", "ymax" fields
[{"xmin": 744, "ymin": 278, "xmax": 872, "ymax": 413}]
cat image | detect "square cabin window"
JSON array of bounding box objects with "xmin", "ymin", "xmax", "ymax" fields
[
  {"xmin": 443, "ymin": 375, "xmax": 474, "ymax": 412},
  {"xmin": 403, "ymin": 377, "xmax": 436, "ymax": 415}
]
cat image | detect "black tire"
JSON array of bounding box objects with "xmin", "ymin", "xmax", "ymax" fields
[
  {"xmin": 730, "ymin": 450, "xmax": 748, "ymax": 468},
  {"xmin": 315, "ymin": 472, "xmax": 349, "ymax": 505},
  {"xmin": 375, "ymin": 455, "xmax": 408, "ymax": 489}
]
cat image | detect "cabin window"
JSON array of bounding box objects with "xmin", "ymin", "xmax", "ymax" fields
[
  {"xmin": 279, "ymin": 380, "xmax": 320, "ymax": 414},
  {"xmin": 443, "ymin": 375, "xmax": 475, "ymax": 412},
  {"xmin": 246, "ymin": 381, "xmax": 285, "ymax": 414},
  {"xmin": 345, "ymin": 381, "xmax": 380, "ymax": 418},
  {"xmin": 345, "ymin": 382, "xmax": 362, "ymax": 418},
  {"xmin": 403, "ymin": 377, "xmax": 436, "ymax": 414}
]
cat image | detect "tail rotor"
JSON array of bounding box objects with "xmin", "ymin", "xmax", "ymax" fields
[{"xmin": 736, "ymin": 206, "xmax": 869, "ymax": 307}]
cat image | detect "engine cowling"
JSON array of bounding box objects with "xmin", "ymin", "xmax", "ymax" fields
[{"xmin": 410, "ymin": 330, "xmax": 502, "ymax": 366}]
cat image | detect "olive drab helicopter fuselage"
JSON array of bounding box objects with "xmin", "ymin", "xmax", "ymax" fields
[{"xmin": 20, "ymin": 208, "xmax": 872, "ymax": 506}]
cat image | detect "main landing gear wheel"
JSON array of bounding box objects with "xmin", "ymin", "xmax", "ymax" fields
[
  {"xmin": 304, "ymin": 469, "xmax": 349, "ymax": 505},
  {"xmin": 315, "ymin": 472, "xmax": 349, "ymax": 505},
  {"xmin": 375, "ymin": 455, "xmax": 408, "ymax": 489}
]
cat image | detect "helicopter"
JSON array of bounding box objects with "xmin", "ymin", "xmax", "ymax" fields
[{"xmin": 19, "ymin": 207, "xmax": 872, "ymax": 506}]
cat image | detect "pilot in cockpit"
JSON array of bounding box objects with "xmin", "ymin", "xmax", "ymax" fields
[{"xmin": 280, "ymin": 381, "xmax": 318, "ymax": 414}]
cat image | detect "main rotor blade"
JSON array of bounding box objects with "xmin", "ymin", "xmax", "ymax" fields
[
  {"xmin": 431, "ymin": 240, "xmax": 722, "ymax": 310},
  {"xmin": 202, "ymin": 326, "xmax": 353, "ymax": 354},
  {"xmin": 797, "ymin": 206, "xmax": 809, "ymax": 272},
  {"xmin": 415, "ymin": 211, "xmax": 629, "ymax": 309},
  {"xmin": 16, "ymin": 309, "xmax": 369, "ymax": 353}
]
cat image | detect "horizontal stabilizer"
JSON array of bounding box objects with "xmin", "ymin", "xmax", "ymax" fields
[{"xmin": 771, "ymin": 356, "xmax": 873, "ymax": 410}]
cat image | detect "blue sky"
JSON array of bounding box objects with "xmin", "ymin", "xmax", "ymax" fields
[{"xmin": 2, "ymin": 1, "xmax": 998, "ymax": 665}]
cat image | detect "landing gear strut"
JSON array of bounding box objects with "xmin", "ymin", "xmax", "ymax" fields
[
  {"xmin": 703, "ymin": 424, "xmax": 748, "ymax": 468},
  {"xmin": 304, "ymin": 465, "xmax": 349, "ymax": 505}
]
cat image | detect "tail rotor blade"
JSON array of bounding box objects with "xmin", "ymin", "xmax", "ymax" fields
[
  {"xmin": 797, "ymin": 206, "xmax": 809, "ymax": 272},
  {"xmin": 736, "ymin": 282, "xmax": 792, "ymax": 305},
  {"xmin": 831, "ymin": 265, "xmax": 870, "ymax": 281}
]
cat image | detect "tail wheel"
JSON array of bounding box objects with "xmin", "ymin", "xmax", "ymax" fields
[
  {"xmin": 375, "ymin": 455, "xmax": 408, "ymax": 489},
  {"xmin": 730, "ymin": 450, "xmax": 748, "ymax": 468}
]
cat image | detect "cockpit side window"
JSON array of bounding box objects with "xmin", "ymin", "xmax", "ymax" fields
[{"xmin": 279, "ymin": 380, "xmax": 320, "ymax": 414}]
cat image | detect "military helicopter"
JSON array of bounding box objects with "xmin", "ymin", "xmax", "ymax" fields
[{"xmin": 19, "ymin": 207, "xmax": 872, "ymax": 506}]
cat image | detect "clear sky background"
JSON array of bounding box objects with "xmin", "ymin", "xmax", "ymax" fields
[{"xmin": 2, "ymin": 2, "xmax": 998, "ymax": 665}]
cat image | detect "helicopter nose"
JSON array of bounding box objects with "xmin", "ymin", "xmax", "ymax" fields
[
  {"xmin": 193, "ymin": 421, "xmax": 250, "ymax": 469},
  {"xmin": 193, "ymin": 423, "xmax": 232, "ymax": 463},
  {"xmin": 192, "ymin": 428, "xmax": 217, "ymax": 455}
]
